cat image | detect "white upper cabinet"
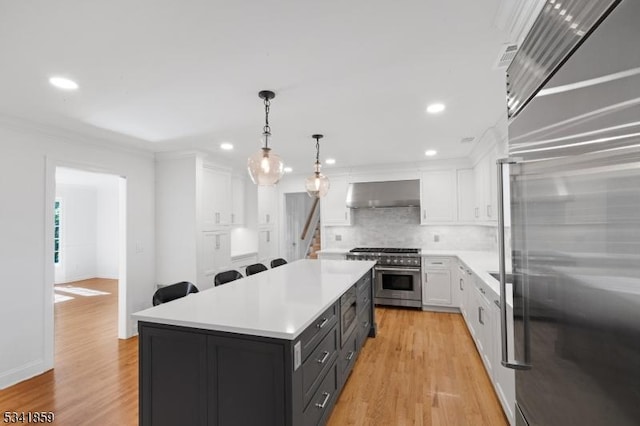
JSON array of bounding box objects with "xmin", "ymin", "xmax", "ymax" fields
[
  {"xmin": 231, "ymin": 176, "xmax": 245, "ymax": 226},
  {"xmin": 457, "ymin": 168, "xmax": 476, "ymax": 222},
  {"xmin": 320, "ymin": 174, "xmax": 351, "ymax": 226},
  {"xmin": 257, "ymin": 185, "xmax": 278, "ymax": 227},
  {"xmin": 202, "ymin": 166, "xmax": 232, "ymax": 229},
  {"xmin": 473, "ymin": 147, "xmax": 498, "ymax": 222},
  {"xmin": 420, "ymin": 170, "xmax": 456, "ymax": 223}
]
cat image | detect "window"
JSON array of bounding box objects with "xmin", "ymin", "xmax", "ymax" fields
[{"xmin": 54, "ymin": 199, "xmax": 61, "ymax": 264}]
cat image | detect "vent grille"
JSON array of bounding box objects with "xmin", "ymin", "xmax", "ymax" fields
[
  {"xmin": 460, "ymin": 137, "xmax": 475, "ymax": 144},
  {"xmin": 494, "ymin": 44, "xmax": 518, "ymax": 69}
]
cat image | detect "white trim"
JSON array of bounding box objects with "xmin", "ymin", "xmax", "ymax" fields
[
  {"xmin": 0, "ymin": 113, "xmax": 153, "ymax": 159},
  {"xmin": 0, "ymin": 359, "xmax": 47, "ymax": 390}
]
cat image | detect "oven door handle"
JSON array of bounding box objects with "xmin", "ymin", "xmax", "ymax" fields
[{"xmin": 375, "ymin": 267, "xmax": 420, "ymax": 273}]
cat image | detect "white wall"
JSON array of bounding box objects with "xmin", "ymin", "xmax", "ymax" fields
[
  {"xmin": 96, "ymin": 182, "xmax": 120, "ymax": 279},
  {"xmin": 154, "ymin": 155, "xmax": 198, "ymax": 285},
  {"xmin": 0, "ymin": 119, "xmax": 155, "ymax": 389},
  {"xmin": 54, "ymin": 178, "xmax": 119, "ymax": 283},
  {"xmin": 54, "ymin": 184, "xmax": 98, "ymax": 283}
]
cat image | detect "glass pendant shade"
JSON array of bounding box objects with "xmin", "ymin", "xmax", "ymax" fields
[
  {"xmin": 305, "ymin": 164, "xmax": 330, "ymax": 198},
  {"xmin": 248, "ymin": 147, "xmax": 284, "ymax": 186}
]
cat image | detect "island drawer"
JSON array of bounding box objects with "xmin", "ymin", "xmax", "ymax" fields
[
  {"xmin": 358, "ymin": 305, "xmax": 371, "ymax": 337},
  {"xmin": 338, "ymin": 328, "xmax": 358, "ymax": 387},
  {"xmin": 298, "ymin": 302, "xmax": 338, "ymax": 362},
  {"xmin": 357, "ymin": 281, "xmax": 371, "ymax": 308},
  {"xmin": 303, "ymin": 363, "xmax": 338, "ymax": 426},
  {"xmin": 356, "ymin": 272, "xmax": 372, "ymax": 292},
  {"xmin": 302, "ymin": 327, "xmax": 338, "ymax": 407}
]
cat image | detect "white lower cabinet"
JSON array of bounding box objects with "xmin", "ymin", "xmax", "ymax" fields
[
  {"xmin": 201, "ymin": 231, "xmax": 231, "ymax": 288},
  {"xmin": 472, "ymin": 283, "xmax": 495, "ymax": 376},
  {"xmin": 456, "ymin": 263, "xmax": 515, "ymax": 425},
  {"xmin": 422, "ymin": 257, "xmax": 456, "ymax": 308},
  {"xmin": 258, "ymin": 228, "xmax": 276, "ymax": 263},
  {"xmin": 492, "ymin": 298, "xmax": 516, "ymax": 425}
]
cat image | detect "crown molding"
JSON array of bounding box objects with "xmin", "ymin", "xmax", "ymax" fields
[{"xmin": 0, "ymin": 113, "xmax": 155, "ymax": 159}]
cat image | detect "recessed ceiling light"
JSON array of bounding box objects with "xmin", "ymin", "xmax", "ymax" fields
[
  {"xmin": 425, "ymin": 150, "xmax": 438, "ymax": 157},
  {"xmin": 284, "ymin": 167, "xmax": 293, "ymax": 173},
  {"xmin": 49, "ymin": 76, "xmax": 79, "ymax": 90},
  {"xmin": 220, "ymin": 142, "xmax": 234, "ymax": 150},
  {"xmin": 426, "ymin": 103, "xmax": 445, "ymax": 114},
  {"xmin": 325, "ymin": 158, "xmax": 336, "ymax": 165}
]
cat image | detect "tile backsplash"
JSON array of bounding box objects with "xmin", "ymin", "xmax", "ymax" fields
[{"xmin": 324, "ymin": 207, "xmax": 497, "ymax": 251}]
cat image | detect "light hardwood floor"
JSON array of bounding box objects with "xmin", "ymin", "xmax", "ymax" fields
[
  {"xmin": 0, "ymin": 279, "xmax": 138, "ymax": 425},
  {"xmin": 0, "ymin": 279, "xmax": 507, "ymax": 425}
]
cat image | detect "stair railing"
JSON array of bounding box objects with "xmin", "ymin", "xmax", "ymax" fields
[{"xmin": 300, "ymin": 197, "xmax": 320, "ymax": 259}]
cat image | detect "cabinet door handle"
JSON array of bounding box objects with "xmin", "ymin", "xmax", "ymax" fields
[
  {"xmin": 317, "ymin": 318, "xmax": 329, "ymax": 329},
  {"xmin": 423, "ymin": 210, "xmax": 427, "ymax": 219},
  {"xmin": 459, "ymin": 278, "xmax": 464, "ymax": 291},
  {"xmin": 266, "ymin": 231, "xmax": 270, "ymax": 243},
  {"xmin": 317, "ymin": 351, "xmax": 330, "ymax": 364},
  {"xmin": 487, "ymin": 205, "xmax": 492, "ymax": 218},
  {"xmin": 266, "ymin": 213, "xmax": 270, "ymax": 223},
  {"xmin": 478, "ymin": 306, "xmax": 484, "ymax": 325},
  {"xmin": 315, "ymin": 392, "xmax": 331, "ymax": 409},
  {"xmin": 346, "ymin": 351, "xmax": 354, "ymax": 361},
  {"xmin": 215, "ymin": 234, "xmax": 220, "ymax": 250},
  {"xmin": 231, "ymin": 213, "xmax": 235, "ymax": 223},
  {"xmin": 424, "ymin": 272, "xmax": 428, "ymax": 282},
  {"xmin": 344, "ymin": 211, "xmax": 347, "ymax": 220},
  {"xmin": 480, "ymin": 287, "xmax": 486, "ymax": 295},
  {"xmin": 475, "ymin": 207, "xmax": 479, "ymax": 218}
]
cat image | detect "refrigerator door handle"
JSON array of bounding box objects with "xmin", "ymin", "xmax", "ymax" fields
[{"xmin": 497, "ymin": 157, "xmax": 531, "ymax": 371}]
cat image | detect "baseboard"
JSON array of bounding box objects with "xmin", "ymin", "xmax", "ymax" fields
[
  {"xmin": 421, "ymin": 305, "xmax": 461, "ymax": 314},
  {"xmin": 0, "ymin": 359, "xmax": 48, "ymax": 390}
]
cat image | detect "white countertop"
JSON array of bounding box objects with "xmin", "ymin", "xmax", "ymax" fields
[
  {"xmin": 317, "ymin": 247, "xmax": 510, "ymax": 301},
  {"xmin": 133, "ymin": 259, "xmax": 376, "ymax": 340}
]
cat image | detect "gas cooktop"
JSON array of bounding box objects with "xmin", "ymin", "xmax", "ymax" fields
[{"xmin": 349, "ymin": 247, "xmax": 420, "ymax": 254}]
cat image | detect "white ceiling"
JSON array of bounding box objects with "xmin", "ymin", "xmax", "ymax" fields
[{"xmin": 0, "ymin": 0, "xmax": 510, "ymax": 172}]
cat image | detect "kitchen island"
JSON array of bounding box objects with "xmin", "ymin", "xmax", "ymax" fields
[{"xmin": 133, "ymin": 259, "xmax": 376, "ymax": 426}]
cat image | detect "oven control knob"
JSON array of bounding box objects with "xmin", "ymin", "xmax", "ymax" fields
[{"xmin": 399, "ymin": 259, "xmax": 405, "ymax": 264}]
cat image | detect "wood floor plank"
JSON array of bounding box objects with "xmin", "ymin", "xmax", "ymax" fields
[
  {"xmin": 0, "ymin": 279, "xmax": 138, "ymax": 425},
  {"xmin": 0, "ymin": 283, "xmax": 507, "ymax": 425},
  {"xmin": 327, "ymin": 308, "xmax": 508, "ymax": 426}
]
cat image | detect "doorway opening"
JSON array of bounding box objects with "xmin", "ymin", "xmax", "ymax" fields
[
  {"xmin": 53, "ymin": 167, "xmax": 127, "ymax": 368},
  {"xmin": 284, "ymin": 192, "xmax": 319, "ymax": 261}
]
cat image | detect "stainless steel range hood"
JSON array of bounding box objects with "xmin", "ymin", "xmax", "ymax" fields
[{"xmin": 346, "ymin": 179, "xmax": 420, "ymax": 208}]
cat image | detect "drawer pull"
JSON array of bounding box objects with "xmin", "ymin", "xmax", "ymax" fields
[
  {"xmin": 315, "ymin": 392, "xmax": 331, "ymax": 409},
  {"xmin": 317, "ymin": 318, "xmax": 329, "ymax": 329},
  {"xmin": 346, "ymin": 351, "xmax": 354, "ymax": 361},
  {"xmin": 317, "ymin": 351, "xmax": 330, "ymax": 364}
]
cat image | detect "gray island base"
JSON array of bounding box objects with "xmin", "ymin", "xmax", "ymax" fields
[{"xmin": 134, "ymin": 259, "xmax": 377, "ymax": 426}]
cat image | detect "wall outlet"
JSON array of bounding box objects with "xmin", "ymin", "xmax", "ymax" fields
[
  {"xmin": 434, "ymin": 234, "xmax": 440, "ymax": 242},
  {"xmin": 335, "ymin": 234, "xmax": 342, "ymax": 241}
]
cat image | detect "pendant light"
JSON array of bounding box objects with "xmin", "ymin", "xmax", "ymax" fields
[
  {"xmin": 305, "ymin": 134, "xmax": 330, "ymax": 198},
  {"xmin": 248, "ymin": 90, "xmax": 284, "ymax": 185}
]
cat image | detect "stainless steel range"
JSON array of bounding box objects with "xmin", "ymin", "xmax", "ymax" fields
[{"xmin": 346, "ymin": 247, "xmax": 422, "ymax": 308}]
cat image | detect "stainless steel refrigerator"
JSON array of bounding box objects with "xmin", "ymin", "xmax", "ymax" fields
[{"xmin": 497, "ymin": 0, "xmax": 640, "ymax": 424}]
